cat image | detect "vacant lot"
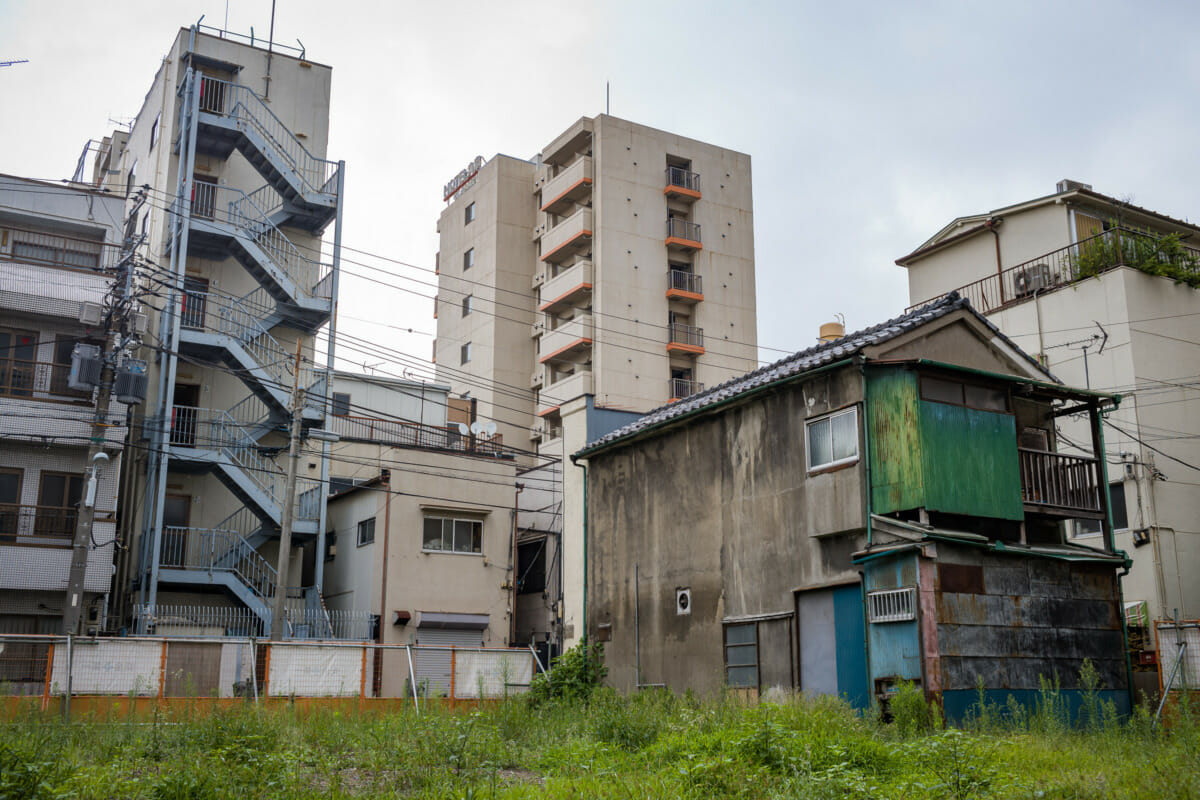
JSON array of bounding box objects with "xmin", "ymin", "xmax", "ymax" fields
[{"xmin": 1, "ymin": 689, "xmax": 1196, "ymax": 799}]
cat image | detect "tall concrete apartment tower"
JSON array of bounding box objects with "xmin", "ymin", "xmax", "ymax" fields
[
  {"xmin": 435, "ymin": 115, "xmax": 758, "ymax": 647},
  {"xmin": 98, "ymin": 26, "xmax": 345, "ymax": 636}
]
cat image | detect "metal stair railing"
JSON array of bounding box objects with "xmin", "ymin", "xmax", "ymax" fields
[
  {"xmin": 172, "ymin": 405, "xmax": 287, "ymax": 505},
  {"xmin": 198, "ymin": 74, "xmax": 341, "ymax": 201},
  {"xmin": 160, "ymin": 525, "xmax": 278, "ymax": 605},
  {"xmin": 194, "ymin": 183, "xmax": 331, "ymax": 298}
]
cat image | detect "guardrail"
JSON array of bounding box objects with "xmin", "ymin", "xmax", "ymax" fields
[
  {"xmin": 665, "ymin": 166, "xmax": 700, "ymax": 193},
  {"xmin": 1018, "ymin": 447, "xmax": 1102, "ymax": 513},
  {"xmin": 668, "ymin": 269, "xmax": 703, "ymax": 294},
  {"xmin": 0, "ymin": 504, "xmax": 81, "ymax": 545},
  {"xmin": 668, "ymin": 322, "xmax": 704, "ymax": 348},
  {"xmin": 666, "ymin": 217, "xmax": 701, "ymax": 243},
  {"xmin": 1, "ymin": 226, "xmax": 117, "ymax": 272}
]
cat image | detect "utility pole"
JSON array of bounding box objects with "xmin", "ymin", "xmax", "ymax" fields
[
  {"xmin": 270, "ymin": 341, "xmax": 305, "ymax": 641},
  {"xmin": 62, "ymin": 192, "xmax": 146, "ymax": 635}
]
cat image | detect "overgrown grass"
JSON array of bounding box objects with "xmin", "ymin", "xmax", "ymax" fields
[{"xmin": 1, "ymin": 688, "xmax": 1196, "ymax": 799}]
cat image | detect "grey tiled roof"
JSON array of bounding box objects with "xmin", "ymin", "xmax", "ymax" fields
[{"xmin": 578, "ymin": 292, "xmax": 1049, "ymax": 456}]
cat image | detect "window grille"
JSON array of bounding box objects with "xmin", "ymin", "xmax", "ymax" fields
[{"xmin": 867, "ymin": 587, "xmax": 916, "ymax": 623}]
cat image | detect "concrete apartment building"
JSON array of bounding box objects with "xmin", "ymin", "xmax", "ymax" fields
[
  {"xmin": 434, "ymin": 115, "xmax": 760, "ymax": 646},
  {"xmin": 0, "ymin": 176, "xmax": 129, "ymax": 635},
  {"xmin": 319, "ymin": 372, "xmax": 546, "ymax": 669},
  {"xmin": 899, "ymin": 180, "xmax": 1200, "ymax": 640},
  {"xmin": 94, "ymin": 25, "xmax": 346, "ymax": 636}
]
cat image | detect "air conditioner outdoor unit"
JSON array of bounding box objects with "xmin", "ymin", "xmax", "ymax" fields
[
  {"xmin": 79, "ymin": 302, "xmax": 104, "ymax": 326},
  {"xmin": 1014, "ymin": 264, "xmax": 1051, "ymax": 297}
]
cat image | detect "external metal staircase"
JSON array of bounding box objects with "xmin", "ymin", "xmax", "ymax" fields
[{"xmin": 142, "ymin": 64, "xmax": 343, "ymax": 638}]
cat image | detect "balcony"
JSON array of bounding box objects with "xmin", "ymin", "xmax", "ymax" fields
[
  {"xmin": 907, "ymin": 226, "xmax": 1200, "ymax": 315},
  {"xmin": 669, "ymin": 377, "xmax": 704, "ymax": 401},
  {"xmin": 541, "ymin": 208, "xmax": 593, "ymax": 265},
  {"xmin": 0, "ymin": 504, "xmax": 77, "ymax": 547},
  {"xmin": 1018, "ymin": 448, "xmax": 1104, "ymax": 518},
  {"xmin": 666, "ymin": 218, "xmax": 702, "ymax": 252},
  {"xmin": 667, "ymin": 322, "xmax": 704, "ymax": 355},
  {"xmin": 666, "ymin": 269, "xmax": 703, "ymax": 303},
  {"xmin": 0, "ymin": 225, "xmax": 117, "ymax": 272},
  {"xmin": 540, "ymin": 315, "xmax": 594, "ymax": 364},
  {"xmin": 0, "ymin": 254, "xmax": 113, "ymax": 321},
  {"xmin": 538, "ymin": 371, "xmax": 593, "ymax": 415},
  {"xmin": 664, "ymin": 167, "xmax": 701, "ymax": 202},
  {"xmin": 540, "ymin": 156, "xmax": 593, "ymax": 215},
  {"xmin": 0, "ymin": 361, "xmax": 126, "ymax": 447},
  {"xmin": 539, "ymin": 260, "xmax": 593, "ymax": 313},
  {"xmin": 327, "ymin": 414, "xmax": 504, "ymax": 455}
]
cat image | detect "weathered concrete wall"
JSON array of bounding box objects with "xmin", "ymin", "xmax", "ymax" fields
[{"xmin": 586, "ymin": 368, "xmax": 866, "ymax": 694}]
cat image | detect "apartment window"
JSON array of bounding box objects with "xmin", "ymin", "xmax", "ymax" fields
[
  {"xmin": 461, "ymin": 342, "xmax": 472, "ymax": 365},
  {"xmin": 324, "ymin": 529, "xmax": 337, "ymax": 561},
  {"xmin": 724, "ymin": 622, "xmax": 758, "ymax": 688},
  {"xmin": 462, "ymin": 294, "xmax": 473, "ymax": 317},
  {"xmin": 806, "ymin": 407, "xmax": 859, "ymax": 472},
  {"xmin": 463, "ymin": 248, "xmax": 475, "ymax": 271},
  {"xmin": 1077, "ymin": 482, "xmax": 1129, "ymax": 537},
  {"xmin": 0, "ymin": 328, "xmax": 37, "ymax": 398},
  {"xmin": 357, "ymin": 517, "xmax": 376, "ymax": 547},
  {"xmin": 422, "ymin": 516, "xmax": 483, "ymax": 554},
  {"xmin": 920, "ymin": 375, "xmax": 1009, "ymax": 413},
  {"xmin": 126, "ymin": 159, "xmax": 137, "ymax": 197},
  {"xmin": 149, "ymin": 112, "xmax": 161, "ymax": 151},
  {"xmin": 331, "ymin": 392, "xmax": 351, "ymax": 416},
  {"xmin": 35, "ymin": 472, "xmax": 83, "ymax": 538},
  {"xmin": 464, "ymin": 202, "xmax": 476, "ymax": 225},
  {"xmin": 0, "ymin": 468, "xmax": 22, "ymax": 540}
]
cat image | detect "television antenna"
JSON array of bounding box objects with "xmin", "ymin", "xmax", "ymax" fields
[
  {"xmin": 1, "ymin": 58, "xmax": 29, "ymax": 68},
  {"xmin": 1046, "ymin": 321, "xmax": 1108, "ymax": 388}
]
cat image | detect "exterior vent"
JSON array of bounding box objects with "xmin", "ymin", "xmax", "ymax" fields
[
  {"xmin": 79, "ymin": 302, "xmax": 104, "ymax": 326},
  {"xmin": 675, "ymin": 587, "xmax": 692, "ymax": 615},
  {"xmin": 1056, "ymin": 179, "xmax": 1093, "ymax": 193},
  {"xmin": 867, "ymin": 587, "xmax": 916, "ymax": 623}
]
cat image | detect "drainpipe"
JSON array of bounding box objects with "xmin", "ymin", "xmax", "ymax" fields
[
  {"xmin": 511, "ymin": 482, "xmax": 525, "ymax": 646},
  {"xmin": 985, "ymin": 217, "xmax": 1004, "ymax": 304},
  {"xmin": 569, "ymin": 455, "xmax": 588, "ymax": 645},
  {"xmin": 857, "ymin": 359, "xmax": 874, "ymax": 547},
  {"xmin": 1095, "ymin": 404, "xmax": 1137, "ymax": 712},
  {"xmin": 377, "ymin": 470, "xmax": 391, "ymax": 644}
]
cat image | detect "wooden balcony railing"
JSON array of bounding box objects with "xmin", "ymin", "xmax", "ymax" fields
[
  {"xmin": 0, "ymin": 504, "xmax": 83, "ymax": 546},
  {"xmin": 1018, "ymin": 448, "xmax": 1102, "ymax": 514}
]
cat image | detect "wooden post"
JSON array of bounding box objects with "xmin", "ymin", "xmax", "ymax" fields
[
  {"xmin": 262, "ymin": 644, "xmax": 272, "ymax": 699},
  {"xmin": 41, "ymin": 642, "xmax": 54, "ymax": 712},
  {"xmin": 158, "ymin": 641, "xmax": 168, "ymax": 700}
]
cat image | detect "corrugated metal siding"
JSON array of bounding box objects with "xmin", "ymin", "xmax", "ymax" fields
[
  {"xmin": 919, "ymin": 401, "xmax": 1023, "ymax": 520},
  {"xmin": 412, "ymin": 628, "xmax": 482, "ymax": 695},
  {"xmin": 867, "ymin": 367, "xmax": 924, "ymax": 514},
  {"xmin": 864, "ymin": 555, "xmax": 923, "ymax": 684}
]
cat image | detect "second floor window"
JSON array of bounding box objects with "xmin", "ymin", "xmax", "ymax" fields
[
  {"xmin": 331, "ymin": 392, "xmax": 351, "ymax": 416},
  {"xmin": 357, "ymin": 517, "xmax": 376, "ymax": 546},
  {"xmin": 423, "ymin": 516, "xmax": 482, "ymax": 554},
  {"xmin": 806, "ymin": 407, "xmax": 859, "ymax": 472}
]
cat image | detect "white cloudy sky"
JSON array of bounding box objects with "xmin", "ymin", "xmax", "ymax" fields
[{"xmin": 2, "ymin": 0, "xmax": 1197, "ymax": 374}]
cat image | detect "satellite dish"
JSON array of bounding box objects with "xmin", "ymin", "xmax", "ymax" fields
[
  {"xmin": 455, "ymin": 422, "xmax": 470, "ymax": 436},
  {"xmin": 484, "ymin": 422, "xmax": 498, "ymax": 437}
]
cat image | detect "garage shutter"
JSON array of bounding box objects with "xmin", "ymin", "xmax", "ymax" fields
[{"xmin": 412, "ymin": 628, "xmax": 482, "ymax": 696}]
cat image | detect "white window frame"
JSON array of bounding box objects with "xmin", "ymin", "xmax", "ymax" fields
[
  {"xmin": 422, "ymin": 515, "xmax": 483, "ymax": 555},
  {"xmin": 805, "ymin": 406, "xmax": 859, "ymax": 472}
]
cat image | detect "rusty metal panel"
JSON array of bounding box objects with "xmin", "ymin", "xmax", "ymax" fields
[
  {"xmin": 919, "ymin": 400, "xmax": 1024, "ymax": 520},
  {"xmin": 867, "ymin": 367, "xmax": 924, "ymax": 514},
  {"xmin": 864, "ymin": 554, "xmax": 922, "ymax": 685},
  {"xmin": 938, "ymin": 563, "xmax": 985, "ymax": 594}
]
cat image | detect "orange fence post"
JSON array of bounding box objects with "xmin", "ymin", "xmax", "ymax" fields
[
  {"xmin": 158, "ymin": 641, "xmax": 168, "ymax": 700},
  {"xmin": 41, "ymin": 642, "xmax": 55, "ymax": 712},
  {"xmin": 359, "ymin": 646, "xmax": 367, "ymax": 707},
  {"xmin": 450, "ymin": 646, "xmax": 457, "ymax": 705},
  {"xmin": 262, "ymin": 644, "xmax": 271, "ymax": 699}
]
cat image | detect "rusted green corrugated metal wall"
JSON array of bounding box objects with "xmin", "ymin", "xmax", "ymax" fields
[
  {"xmin": 867, "ymin": 367, "xmax": 924, "ymax": 514},
  {"xmin": 918, "ymin": 401, "xmax": 1023, "ymax": 520},
  {"xmin": 867, "ymin": 365, "xmax": 1023, "ymax": 521}
]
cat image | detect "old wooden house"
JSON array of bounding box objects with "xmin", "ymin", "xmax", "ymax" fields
[{"xmin": 574, "ymin": 293, "xmax": 1131, "ymax": 718}]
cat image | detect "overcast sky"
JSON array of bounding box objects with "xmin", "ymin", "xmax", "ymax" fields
[{"xmin": 2, "ymin": 0, "xmax": 1197, "ymax": 375}]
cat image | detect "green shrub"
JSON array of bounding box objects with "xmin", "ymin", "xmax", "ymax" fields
[{"xmin": 527, "ymin": 641, "xmax": 607, "ymax": 705}]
